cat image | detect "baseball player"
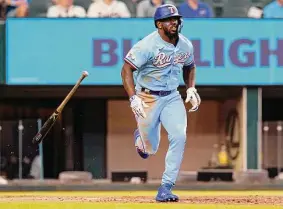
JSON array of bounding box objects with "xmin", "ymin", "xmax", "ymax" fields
[{"xmin": 121, "ymin": 4, "xmax": 201, "ymax": 202}]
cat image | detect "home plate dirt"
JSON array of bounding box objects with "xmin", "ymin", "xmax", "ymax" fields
[{"xmin": 0, "ymin": 195, "xmax": 283, "ymax": 205}]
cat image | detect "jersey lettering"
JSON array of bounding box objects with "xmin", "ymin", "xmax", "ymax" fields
[
  {"xmin": 153, "ymin": 52, "xmax": 172, "ymax": 68},
  {"xmin": 173, "ymin": 52, "xmax": 190, "ymax": 64},
  {"xmin": 153, "ymin": 52, "xmax": 190, "ymax": 67}
]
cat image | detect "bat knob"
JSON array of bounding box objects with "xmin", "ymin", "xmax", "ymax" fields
[{"xmin": 83, "ymin": 71, "xmax": 89, "ymax": 77}]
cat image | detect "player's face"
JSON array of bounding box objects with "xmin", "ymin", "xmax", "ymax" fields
[{"xmin": 159, "ymin": 17, "xmax": 180, "ymax": 39}]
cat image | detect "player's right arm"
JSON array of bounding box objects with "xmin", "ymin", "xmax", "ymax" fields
[
  {"xmin": 121, "ymin": 44, "xmax": 149, "ymax": 118},
  {"xmin": 121, "ymin": 43, "xmax": 149, "ymax": 97},
  {"xmin": 122, "ymin": 61, "xmax": 148, "ymax": 118}
]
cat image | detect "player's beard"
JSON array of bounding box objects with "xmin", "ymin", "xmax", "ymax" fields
[{"xmin": 164, "ymin": 27, "xmax": 178, "ymax": 40}]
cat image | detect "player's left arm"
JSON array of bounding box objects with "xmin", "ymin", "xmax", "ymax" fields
[
  {"xmin": 182, "ymin": 43, "xmax": 201, "ymax": 112},
  {"xmin": 183, "ymin": 64, "xmax": 195, "ymax": 89}
]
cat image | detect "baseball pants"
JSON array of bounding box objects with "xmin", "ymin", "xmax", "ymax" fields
[{"xmin": 135, "ymin": 89, "xmax": 187, "ymax": 185}]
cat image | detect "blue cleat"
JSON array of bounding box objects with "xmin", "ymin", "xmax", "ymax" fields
[
  {"xmin": 134, "ymin": 129, "xmax": 149, "ymax": 159},
  {"xmin": 155, "ymin": 183, "xmax": 179, "ymax": 202}
]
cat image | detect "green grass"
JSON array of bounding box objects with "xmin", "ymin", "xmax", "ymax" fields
[
  {"xmin": 1, "ymin": 190, "xmax": 283, "ymax": 196},
  {"xmin": 0, "ymin": 191, "xmax": 282, "ymax": 209},
  {"xmin": 0, "ymin": 203, "xmax": 282, "ymax": 209}
]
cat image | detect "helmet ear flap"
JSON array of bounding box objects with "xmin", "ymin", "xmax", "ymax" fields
[{"xmin": 178, "ymin": 18, "xmax": 183, "ymax": 33}]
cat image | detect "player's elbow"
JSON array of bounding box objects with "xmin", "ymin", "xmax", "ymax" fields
[
  {"xmin": 121, "ymin": 63, "xmax": 127, "ymax": 80},
  {"xmin": 121, "ymin": 63, "xmax": 128, "ymax": 84}
]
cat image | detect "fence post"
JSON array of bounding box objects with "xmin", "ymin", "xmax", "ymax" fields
[
  {"xmin": 263, "ymin": 121, "xmax": 269, "ymax": 169},
  {"xmin": 18, "ymin": 120, "xmax": 24, "ymax": 179},
  {"xmin": 0, "ymin": 123, "xmax": 2, "ymax": 174},
  {"xmin": 277, "ymin": 121, "xmax": 282, "ymax": 176},
  {"xmin": 37, "ymin": 119, "xmax": 44, "ymax": 180},
  {"xmin": 0, "ymin": 22, "xmax": 5, "ymax": 84}
]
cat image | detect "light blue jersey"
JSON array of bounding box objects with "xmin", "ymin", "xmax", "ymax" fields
[
  {"xmin": 123, "ymin": 30, "xmax": 196, "ymax": 186},
  {"xmin": 124, "ymin": 31, "xmax": 194, "ymax": 91},
  {"xmin": 122, "ymin": 4, "xmax": 201, "ymax": 201}
]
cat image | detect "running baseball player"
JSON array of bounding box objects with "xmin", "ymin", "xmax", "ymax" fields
[{"xmin": 121, "ymin": 4, "xmax": 201, "ymax": 202}]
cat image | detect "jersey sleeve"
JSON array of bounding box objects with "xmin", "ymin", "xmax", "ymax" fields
[
  {"xmin": 184, "ymin": 41, "xmax": 195, "ymax": 68},
  {"xmin": 124, "ymin": 42, "xmax": 149, "ymax": 70}
]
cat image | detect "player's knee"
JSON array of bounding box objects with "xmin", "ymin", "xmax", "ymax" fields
[
  {"xmin": 171, "ymin": 132, "xmax": 186, "ymax": 146},
  {"xmin": 143, "ymin": 142, "xmax": 157, "ymax": 155},
  {"xmin": 150, "ymin": 146, "xmax": 158, "ymax": 155},
  {"xmin": 145, "ymin": 143, "xmax": 158, "ymax": 155},
  {"xmin": 140, "ymin": 134, "xmax": 160, "ymax": 155}
]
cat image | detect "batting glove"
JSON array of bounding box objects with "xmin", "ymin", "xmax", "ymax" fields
[
  {"xmin": 130, "ymin": 95, "xmax": 149, "ymax": 118},
  {"xmin": 185, "ymin": 87, "xmax": 201, "ymax": 112}
]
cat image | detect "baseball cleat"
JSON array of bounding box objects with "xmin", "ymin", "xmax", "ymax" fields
[
  {"xmin": 134, "ymin": 129, "xmax": 149, "ymax": 159},
  {"xmin": 155, "ymin": 183, "xmax": 179, "ymax": 202}
]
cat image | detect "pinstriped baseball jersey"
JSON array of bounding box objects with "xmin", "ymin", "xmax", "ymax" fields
[{"xmin": 124, "ymin": 30, "xmax": 194, "ymax": 91}]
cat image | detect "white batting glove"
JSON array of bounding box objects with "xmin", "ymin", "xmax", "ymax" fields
[
  {"xmin": 130, "ymin": 95, "xmax": 149, "ymax": 118},
  {"xmin": 185, "ymin": 87, "xmax": 201, "ymax": 112}
]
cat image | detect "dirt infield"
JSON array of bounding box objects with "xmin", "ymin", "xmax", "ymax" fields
[{"xmin": 0, "ymin": 195, "xmax": 283, "ymax": 205}]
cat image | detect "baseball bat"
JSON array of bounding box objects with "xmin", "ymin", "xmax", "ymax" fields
[{"xmin": 32, "ymin": 71, "xmax": 89, "ymax": 145}]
